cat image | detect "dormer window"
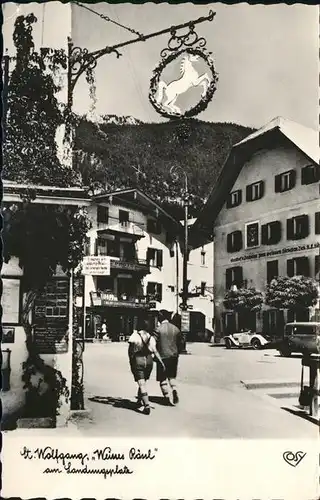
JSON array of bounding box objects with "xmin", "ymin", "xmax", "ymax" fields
[
  {"xmin": 275, "ymin": 170, "xmax": 296, "ymax": 193},
  {"xmin": 246, "ymin": 181, "xmax": 264, "ymax": 202},
  {"xmin": 226, "ymin": 189, "xmax": 242, "ymax": 208}
]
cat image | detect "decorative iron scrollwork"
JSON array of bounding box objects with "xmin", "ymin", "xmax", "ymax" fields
[{"xmin": 160, "ymin": 24, "xmax": 207, "ymax": 59}]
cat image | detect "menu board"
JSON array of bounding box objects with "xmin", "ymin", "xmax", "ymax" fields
[
  {"xmin": 34, "ymin": 321, "xmax": 68, "ymax": 354},
  {"xmin": 2, "ymin": 278, "xmax": 20, "ymax": 324}
]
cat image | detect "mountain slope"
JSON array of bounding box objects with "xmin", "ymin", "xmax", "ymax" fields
[{"xmin": 74, "ymin": 116, "xmax": 255, "ymax": 218}]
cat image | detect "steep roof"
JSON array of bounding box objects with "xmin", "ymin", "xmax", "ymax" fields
[
  {"xmin": 190, "ymin": 117, "xmax": 319, "ymax": 246},
  {"xmin": 235, "ymin": 116, "xmax": 318, "ymax": 164},
  {"xmin": 93, "ymin": 187, "xmax": 183, "ymax": 231}
]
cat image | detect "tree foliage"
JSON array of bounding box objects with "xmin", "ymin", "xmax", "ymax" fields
[
  {"xmin": 3, "ymin": 14, "xmax": 75, "ymax": 186},
  {"xmin": 223, "ymin": 287, "xmax": 264, "ymax": 313},
  {"xmin": 74, "ymin": 116, "xmax": 254, "ymax": 219},
  {"xmin": 265, "ymin": 276, "xmax": 318, "ymax": 310}
]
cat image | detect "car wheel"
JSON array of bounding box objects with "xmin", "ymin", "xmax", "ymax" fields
[
  {"xmin": 251, "ymin": 338, "xmax": 261, "ymax": 350},
  {"xmin": 225, "ymin": 338, "xmax": 232, "ymax": 349}
]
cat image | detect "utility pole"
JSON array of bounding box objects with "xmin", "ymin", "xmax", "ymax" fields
[
  {"xmin": 171, "ymin": 166, "xmax": 190, "ymax": 354},
  {"xmin": 2, "ymin": 51, "xmax": 10, "ymax": 141}
]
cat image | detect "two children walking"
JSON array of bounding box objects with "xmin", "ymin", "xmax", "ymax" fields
[{"xmin": 128, "ymin": 309, "xmax": 183, "ymax": 415}]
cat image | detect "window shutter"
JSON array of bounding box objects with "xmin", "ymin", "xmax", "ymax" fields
[
  {"xmin": 227, "ymin": 233, "xmax": 233, "ymax": 252},
  {"xmin": 235, "ymin": 231, "xmax": 243, "ymax": 251},
  {"xmin": 246, "ymin": 185, "xmax": 252, "ymax": 202},
  {"xmin": 289, "ymin": 170, "xmax": 297, "ymax": 189},
  {"xmin": 261, "ymin": 224, "xmax": 268, "ymax": 245},
  {"xmin": 300, "ymin": 215, "xmax": 309, "ymax": 238},
  {"xmin": 287, "ymin": 259, "xmax": 294, "ymax": 277},
  {"xmin": 297, "ymin": 257, "xmax": 310, "ymax": 277},
  {"xmin": 274, "ymin": 174, "xmax": 281, "ymax": 193},
  {"xmin": 234, "ymin": 266, "xmax": 243, "ymax": 287},
  {"xmin": 301, "ymin": 166, "xmax": 308, "ymax": 185},
  {"xmin": 270, "ymin": 221, "xmax": 282, "ymax": 244},
  {"xmin": 157, "ymin": 283, "xmax": 163, "ymax": 302},
  {"xmin": 259, "ymin": 180, "xmax": 265, "ymax": 199},
  {"xmin": 157, "ymin": 250, "xmax": 163, "ymax": 268},
  {"xmin": 226, "ymin": 269, "xmax": 233, "ymax": 290},
  {"xmin": 146, "ymin": 248, "xmax": 152, "ymax": 262},
  {"xmin": 286, "ymin": 218, "xmax": 294, "ymax": 240},
  {"xmin": 315, "ymin": 212, "xmax": 320, "ymax": 234},
  {"xmin": 147, "ymin": 219, "xmax": 153, "ymax": 233},
  {"xmin": 94, "ymin": 238, "xmax": 98, "ymax": 256}
]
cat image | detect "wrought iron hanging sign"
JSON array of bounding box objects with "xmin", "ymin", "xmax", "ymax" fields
[{"xmin": 149, "ymin": 12, "xmax": 218, "ymax": 119}]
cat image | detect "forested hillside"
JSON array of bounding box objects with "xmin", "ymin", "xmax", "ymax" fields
[{"xmin": 74, "ymin": 116, "xmax": 254, "ymax": 219}]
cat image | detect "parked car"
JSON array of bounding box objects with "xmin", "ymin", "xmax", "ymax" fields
[
  {"xmin": 277, "ymin": 322, "xmax": 320, "ymax": 357},
  {"xmin": 224, "ymin": 331, "xmax": 271, "ymax": 350}
]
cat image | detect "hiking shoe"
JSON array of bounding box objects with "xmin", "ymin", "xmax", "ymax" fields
[
  {"xmin": 172, "ymin": 390, "xmax": 179, "ymax": 404},
  {"xmin": 137, "ymin": 406, "xmax": 150, "ymax": 415},
  {"xmin": 163, "ymin": 396, "xmax": 174, "ymax": 406}
]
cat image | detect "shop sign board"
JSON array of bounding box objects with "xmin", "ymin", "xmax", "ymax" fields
[
  {"xmin": 181, "ymin": 310, "xmax": 190, "ymax": 333},
  {"xmin": 82, "ymin": 256, "xmax": 111, "ymax": 276}
]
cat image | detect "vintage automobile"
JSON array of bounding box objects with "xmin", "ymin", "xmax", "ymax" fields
[
  {"xmin": 277, "ymin": 322, "xmax": 320, "ymax": 357},
  {"xmin": 224, "ymin": 330, "xmax": 271, "ymax": 350}
]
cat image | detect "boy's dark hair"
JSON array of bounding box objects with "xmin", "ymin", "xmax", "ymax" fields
[{"xmin": 136, "ymin": 316, "xmax": 149, "ymax": 331}]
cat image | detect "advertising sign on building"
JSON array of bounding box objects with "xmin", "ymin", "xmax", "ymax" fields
[{"xmin": 82, "ymin": 256, "xmax": 111, "ymax": 276}]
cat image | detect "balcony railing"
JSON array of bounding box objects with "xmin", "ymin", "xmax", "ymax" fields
[
  {"xmin": 90, "ymin": 292, "xmax": 149, "ymax": 309},
  {"xmin": 97, "ymin": 221, "xmax": 144, "ymax": 237}
]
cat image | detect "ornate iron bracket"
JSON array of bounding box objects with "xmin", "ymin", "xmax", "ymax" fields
[{"xmin": 67, "ymin": 37, "xmax": 121, "ymax": 96}]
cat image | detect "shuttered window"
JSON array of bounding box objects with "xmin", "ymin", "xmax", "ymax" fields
[
  {"xmin": 226, "ymin": 266, "xmax": 243, "ymax": 289},
  {"xmin": 261, "ymin": 221, "xmax": 282, "ymax": 245},
  {"xmin": 274, "ymin": 170, "xmax": 296, "ymax": 193},
  {"xmin": 147, "ymin": 282, "xmax": 162, "ymax": 302},
  {"xmin": 146, "ymin": 248, "xmax": 163, "ymax": 268},
  {"xmin": 97, "ymin": 205, "xmax": 109, "ymax": 224},
  {"xmin": 315, "ymin": 212, "xmax": 320, "ymax": 234},
  {"xmin": 267, "ymin": 260, "xmax": 279, "ymax": 283},
  {"xmin": 226, "ymin": 230, "xmax": 243, "ymax": 253},
  {"xmin": 286, "ymin": 215, "xmax": 309, "ymax": 240},
  {"xmin": 301, "ymin": 164, "xmax": 320, "ymax": 185},
  {"xmin": 287, "ymin": 257, "xmax": 310, "ymax": 277},
  {"xmin": 246, "ymin": 181, "xmax": 265, "ymax": 202},
  {"xmin": 226, "ymin": 190, "xmax": 242, "ymax": 208}
]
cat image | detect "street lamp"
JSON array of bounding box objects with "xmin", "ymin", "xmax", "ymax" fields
[{"xmin": 170, "ymin": 165, "xmax": 190, "ymax": 354}]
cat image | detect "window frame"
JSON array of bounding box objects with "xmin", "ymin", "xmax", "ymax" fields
[
  {"xmin": 119, "ymin": 209, "xmax": 130, "ymax": 226},
  {"xmin": 97, "ymin": 205, "xmax": 109, "ymax": 224},
  {"xmin": 226, "ymin": 189, "xmax": 242, "ymax": 209},
  {"xmin": 245, "ymin": 221, "xmax": 260, "ymax": 249},
  {"xmin": 275, "ymin": 169, "xmax": 296, "ymax": 193},
  {"xmin": 301, "ymin": 164, "xmax": 320, "ymax": 185},
  {"xmin": 246, "ymin": 181, "xmax": 264, "ymax": 202}
]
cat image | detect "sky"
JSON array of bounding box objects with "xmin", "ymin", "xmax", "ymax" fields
[{"xmin": 3, "ymin": 2, "xmax": 319, "ymax": 130}]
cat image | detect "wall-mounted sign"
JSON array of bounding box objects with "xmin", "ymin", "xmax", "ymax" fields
[
  {"xmin": 2, "ymin": 278, "xmax": 21, "ymax": 324},
  {"xmin": 34, "ymin": 321, "xmax": 68, "ymax": 354},
  {"xmin": 231, "ymin": 242, "xmax": 320, "ymax": 264},
  {"xmin": 2, "ymin": 326, "xmax": 15, "ymax": 343},
  {"xmin": 82, "ymin": 256, "xmax": 111, "ymax": 276},
  {"xmin": 245, "ymin": 222, "xmax": 259, "ymax": 248}
]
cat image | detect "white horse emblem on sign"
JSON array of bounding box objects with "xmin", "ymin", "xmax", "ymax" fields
[{"xmin": 156, "ymin": 53, "xmax": 211, "ymax": 114}]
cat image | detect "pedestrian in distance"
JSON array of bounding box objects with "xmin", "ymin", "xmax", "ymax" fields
[
  {"xmin": 153, "ymin": 309, "xmax": 183, "ymax": 406},
  {"xmin": 128, "ymin": 317, "xmax": 165, "ymax": 415}
]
